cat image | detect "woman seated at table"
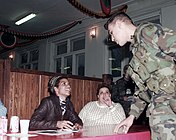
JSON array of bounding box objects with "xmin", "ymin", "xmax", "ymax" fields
[
  {"xmin": 29, "ymin": 76, "xmax": 83, "ymax": 130},
  {"xmin": 79, "ymin": 83, "xmax": 126, "ymax": 126}
]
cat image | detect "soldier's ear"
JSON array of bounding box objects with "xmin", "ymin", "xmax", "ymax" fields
[{"xmin": 115, "ymin": 20, "xmax": 122, "ymax": 28}]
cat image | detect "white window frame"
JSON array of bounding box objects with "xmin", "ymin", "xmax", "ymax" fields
[
  {"xmin": 19, "ymin": 49, "xmax": 39, "ymax": 70},
  {"xmin": 54, "ymin": 34, "xmax": 85, "ymax": 76}
]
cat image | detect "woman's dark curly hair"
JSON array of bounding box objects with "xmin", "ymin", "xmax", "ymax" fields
[{"xmin": 96, "ymin": 83, "xmax": 112, "ymax": 96}]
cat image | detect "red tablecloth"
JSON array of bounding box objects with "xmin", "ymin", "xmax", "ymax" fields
[{"xmin": 2, "ymin": 125, "xmax": 151, "ymax": 140}]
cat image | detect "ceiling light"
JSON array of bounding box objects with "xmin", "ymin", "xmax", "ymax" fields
[{"xmin": 15, "ymin": 13, "xmax": 36, "ymax": 25}]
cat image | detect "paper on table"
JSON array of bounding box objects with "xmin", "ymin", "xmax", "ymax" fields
[
  {"xmin": 37, "ymin": 129, "xmax": 73, "ymax": 136},
  {"xmin": 6, "ymin": 133, "xmax": 38, "ymax": 138},
  {"xmin": 62, "ymin": 128, "xmax": 80, "ymax": 132}
]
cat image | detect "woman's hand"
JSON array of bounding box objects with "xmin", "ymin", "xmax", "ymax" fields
[
  {"xmin": 56, "ymin": 120, "xmax": 74, "ymax": 130},
  {"xmin": 103, "ymin": 96, "xmax": 112, "ymax": 107},
  {"xmin": 73, "ymin": 123, "xmax": 83, "ymax": 130}
]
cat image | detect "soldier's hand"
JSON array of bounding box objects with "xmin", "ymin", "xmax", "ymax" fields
[{"xmin": 114, "ymin": 115, "xmax": 135, "ymax": 133}]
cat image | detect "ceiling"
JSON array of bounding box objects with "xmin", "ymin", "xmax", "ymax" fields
[{"xmin": 0, "ymin": 0, "xmax": 133, "ymax": 34}]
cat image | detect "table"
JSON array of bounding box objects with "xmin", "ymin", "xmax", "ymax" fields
[{"xmin": 1, "ymin": 125, "xmax": 151, "ymax": 140}]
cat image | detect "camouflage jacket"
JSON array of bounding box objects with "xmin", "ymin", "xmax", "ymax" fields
[{"xmin": 128, "ymin": 22, "xmax": 176, "ymax": 118}]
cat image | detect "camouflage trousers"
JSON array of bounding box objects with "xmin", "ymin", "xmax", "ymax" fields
[{"xmin": 148, "ymin": 92, "xmax": 176, "ymax": 140}]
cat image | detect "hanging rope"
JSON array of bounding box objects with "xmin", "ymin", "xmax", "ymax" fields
[
  {"xmin": 16, "ymin": 39, "xmax": 38, "ymax": 47},
  {"xmin": 67, "ymin": 0, "xmax": 128, "ymax": 18},
  {"xmin": 0, "ymin": 21, "xmax": 81, "ymax": 40},
  {"xmin": 0, "ymin": 1, "xmax": 128, "ymax": 49}
]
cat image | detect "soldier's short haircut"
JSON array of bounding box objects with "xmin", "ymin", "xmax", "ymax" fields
[{"xmin": 104, "ymin": 11, "xmax": 133, "ymax": 30}]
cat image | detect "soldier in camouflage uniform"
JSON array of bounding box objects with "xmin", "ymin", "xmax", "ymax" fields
[{"xmin": 104, "ymin": 12, "xmax": 176, "ymax": 140}]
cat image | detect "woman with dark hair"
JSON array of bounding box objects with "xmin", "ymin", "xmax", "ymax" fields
[
  {"xmin": 29, "ymin": 76, "xmax": 83, "ymax": 130},
  {"xmin": 79, "ymin": 83, "xmax": 126, "ymax": 126}
]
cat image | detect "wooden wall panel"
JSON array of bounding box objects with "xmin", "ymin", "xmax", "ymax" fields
[
  {"xmin": 0, "ymin": 60, "xmax": 11, "ymax": 120},
  {"xmin": 40, "ymin": 75, "xmax": 52, "ymax": 99},
  {"xmin": 2, "ymin": 60, "xmax": 11, "ymax": 109},
  {"xmin": 30, "ymin": 75, "xmax": 51, "ymax": 117},
  {"xmin": 0, "ymin": 60, "xmax": 4, "ymax": 100},
  {"xmin": 8, "ymin": 72, "xmax": 40, "ymax": 120},
  {"xmin": 69, "ymin": 78, "xmax": 101, "ymax": 113},
  {"xmin": 69, "ymin": 78, "xmax": 84, "ymax": 113},
  {"xmin": 83, "ymin": 80, "xmax": 100, "ymax": 105},
  {"xmin": 0, "ymin": 59, "xmax": 102, "ymax": 122}
]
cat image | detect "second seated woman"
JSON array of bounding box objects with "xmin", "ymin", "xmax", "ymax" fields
[{"xmin": 79, "ymin": 83, "xmax": 126, "ymax": 126}]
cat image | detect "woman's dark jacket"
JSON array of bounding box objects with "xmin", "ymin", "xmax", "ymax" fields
[{"xmin": 29, "ymin": 95, "xmax": 83, "ymax": 130}]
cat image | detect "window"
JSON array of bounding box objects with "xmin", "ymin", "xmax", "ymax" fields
[
  {"xmin": 134, "ymin": 15, "xmax": 161, "ymax": 25},
  {"xmin": 76, "ymin": 53, "xmax": 85, "ymax": 76},
  {"xmin": 108, "ymin": 42, "xmax": 130, "ymax": 78},
  {"xmin": 55, "ymin": 35, "xmax": 85, "ymax": 76},
  {"xmin": 33, "ymin": 63, "xmax": 38, "ymax": 70},
  {"xmin": 19, "ymin": 49, "xmax": 39, "ymax": 70},
  {"xmin": 30, "ymin": 50, "xmax": 39, "ymax": 62},
  {"xmin": 21, "ymin": 53, "xmax": 28, "ymax": 64},
  {"xmin": 56, "ymin": 58, "xmax": 62, "ymax": 73},
  {"xmin": 64, "ymin": 55, "xmax": 72, "ymax": 74},
  {"xmin": 57, "ymin": 41, "xmax": 67, "ymax": 55},
  {"xmin": 71, "ymin": 37, "xmax": 85, "ymax": 51}
]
